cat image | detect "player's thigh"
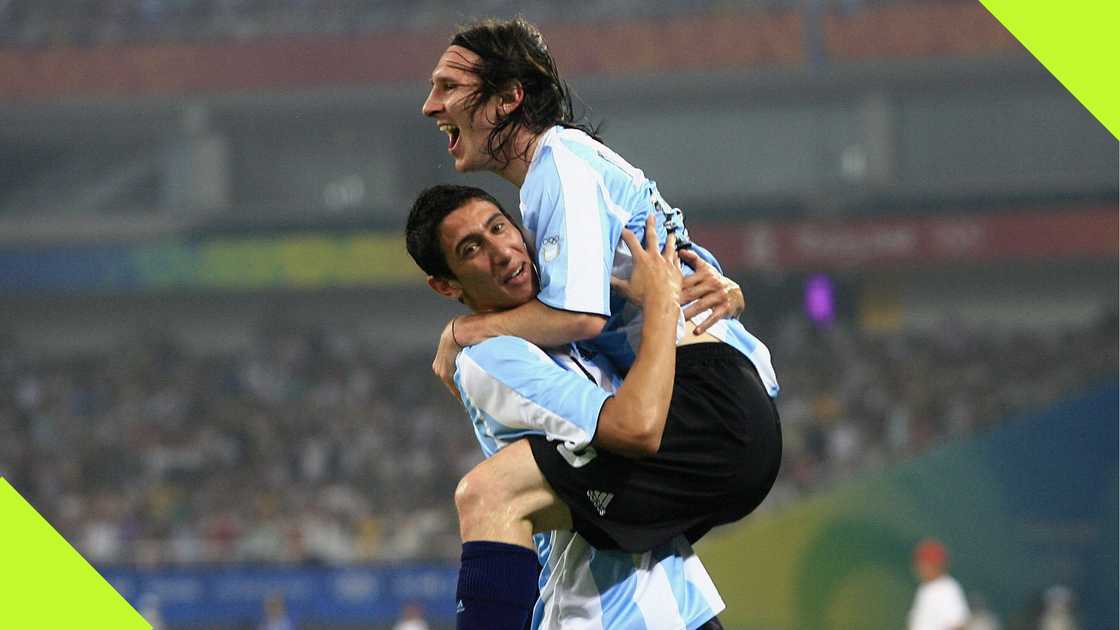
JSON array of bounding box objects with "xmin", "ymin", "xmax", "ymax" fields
[{"xmin": 457, "ymin": 439, "xmax": 572, "ymax": 532}]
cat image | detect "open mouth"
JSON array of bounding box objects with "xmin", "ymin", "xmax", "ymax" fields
[
  {"xmin": 504, "ymin": 263, "xmax": 527, "ymax": 285},
  {"xmin": 438, "ymin": 123, "xmax": 461, "ymax": 151}
]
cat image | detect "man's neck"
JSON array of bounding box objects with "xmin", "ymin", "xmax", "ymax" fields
[{"xmin": 494, "ymin": 128, "xmax": 544, "ymax": 188}]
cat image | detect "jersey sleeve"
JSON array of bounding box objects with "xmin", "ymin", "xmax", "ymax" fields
[
  {"xmin": 455, "ymin": 336, "xmax": 611, "ymax": 451},
  {"xmin": 523, "ymin": 148, "xmax": 621, "ymax": 318}
]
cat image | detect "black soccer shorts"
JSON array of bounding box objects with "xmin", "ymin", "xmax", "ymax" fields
[{"xmin": 528, "ymin": 342, "xmax": 782, "ymax": 553}]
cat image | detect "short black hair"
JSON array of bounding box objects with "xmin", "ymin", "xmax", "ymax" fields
[
  {"xmin": 405, "ymin": 184, "xmax": 509, "ymax": 279},
  {"xmin": 449, "ymin": 17, "xmax": 601, "ymax": 167}
]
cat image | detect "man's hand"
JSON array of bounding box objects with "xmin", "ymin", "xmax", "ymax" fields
[
  {"xmin": 611, "ymin": 214, "xmax": 682, "ymax": 309},
  {"xmin": 433, "ymin": 318, "xmax": 462, "ymax": 398},
  {"xmin": 679, "ymin": 248, "xmax": 745, "ymax": 335},
  {"xmin": 595, "ymin": 214, "xmax": 682, "ymax": 456}
]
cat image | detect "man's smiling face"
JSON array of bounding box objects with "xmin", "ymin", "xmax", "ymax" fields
[
  {"xmin": 422, "ymin": 45, "xmax": 504, "ymax": 174},
  {"xmin": 434, "ymin": 197, "xmax": 537, "ymax": 312}
]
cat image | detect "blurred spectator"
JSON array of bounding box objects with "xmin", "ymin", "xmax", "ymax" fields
[
  {"xmin": 1038, "ymin": 585, "xmax": 1079, "ymax": 630},
  {"xmin": 908, "ymin": 538, "xmax": 970, "ymax": 630},
  {"xmin": 259, "ymin": 593, "xmax": 295, "ymax": 630},
  {"xmin": 392, "ymin": 602, "xmax": 431, "ymax": 630}
]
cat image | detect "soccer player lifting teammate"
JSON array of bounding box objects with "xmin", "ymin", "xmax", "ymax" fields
[{"xmin": 407, "ymin": 187, "xmax": 728, "ymax": 628}]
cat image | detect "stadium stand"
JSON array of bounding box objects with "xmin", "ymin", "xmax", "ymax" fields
[
  {"xmin": 0, "ymin": 1, "xmax": 937, "ymax": 48},
  {"xmin": 2, "ymin": 311, "xmax": 1114, "ymax": 565}
]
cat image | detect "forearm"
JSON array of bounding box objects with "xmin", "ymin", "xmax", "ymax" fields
[
  {"xmin": 453, "ymin": 299, "xmax": 606, "ymax": 347},
  {"xmin": 595, "ymin": 291, "xmax": 679, "ymax": 456}
]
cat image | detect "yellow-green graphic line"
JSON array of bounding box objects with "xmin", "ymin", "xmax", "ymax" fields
[
  {"xmin": 0, "ymin": 477, "xmax": 150, "ymax": 630},
  {"xmin": 979, "ymin": 0, "xmax": 1119, "ymax": 139}
]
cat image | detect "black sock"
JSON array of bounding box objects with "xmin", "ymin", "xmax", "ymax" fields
[{"xmin": 455, "ymin": 540, "xmax": 540, "ymax": 630}]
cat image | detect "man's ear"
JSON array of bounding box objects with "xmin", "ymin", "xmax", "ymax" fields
[
  {"xmin": 428, "ymin": 275, "xmax": 463, "ymax": 301},
  {"xmin": 498, "ymin": 81, "xmax": 524, "ymax": 116}
]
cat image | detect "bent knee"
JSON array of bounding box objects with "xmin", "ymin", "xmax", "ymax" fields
[
  {"xmin": 454, "ymin": 450, "xmax": 561, "ymax": 529},
  {"xmin": 454, "ymin": 459, "xmax": 521, "ymax": 517},
  {"xmin": 454, "ymin": 468, "xmax": 491, "ymax": 517}
]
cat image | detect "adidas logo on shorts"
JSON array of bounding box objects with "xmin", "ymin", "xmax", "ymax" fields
[{"xmin": 587, "ymin": 490, "xmax": 614, "ymax": 516}]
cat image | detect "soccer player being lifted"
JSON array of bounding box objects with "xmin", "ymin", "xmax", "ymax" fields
[{"xmin": 421, "ymin": 18, "xmax": 779, "ymax": 399}]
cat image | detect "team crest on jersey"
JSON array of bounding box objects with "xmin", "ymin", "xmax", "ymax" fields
[
  {"xmin": 587, "ymin": 490, "xmax": 614, "ymax": 516},
  {"xmin": 540, "ymin": 235, "xmax": 562, "ymax": 263}
]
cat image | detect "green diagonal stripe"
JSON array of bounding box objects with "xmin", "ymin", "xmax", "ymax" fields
[
  {"xmin": 0, "ymin": 478, "xmax": 150, "ymax": 629},
  {"xmin": 979, "ymin": 0, "xmax": 1119, "ymax": 139}
]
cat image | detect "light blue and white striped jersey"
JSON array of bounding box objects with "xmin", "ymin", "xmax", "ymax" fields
[
  {"xmin": 533, "ymin": 530, "xmax": 724, "ymax": 630},
  {"xmin": 453, "ymin": 335, "xmax": 726, "ymax": 629},
  {"xmin": 520, "ymin": 126, "xmax": 780, "ymax": 398},
  {"xmin": 455, "ymin": 336, "xmax": 614, "ymax": 458}
]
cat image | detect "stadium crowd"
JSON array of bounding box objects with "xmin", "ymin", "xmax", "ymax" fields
[{"xmin": 0, "ymin": 311, "xmax": 1115, "ymax": 566}]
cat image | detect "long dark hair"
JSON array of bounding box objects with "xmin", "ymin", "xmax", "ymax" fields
[{"xmin": 449, "ymin": 17, "xmax": 602, "ymax": 167}]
